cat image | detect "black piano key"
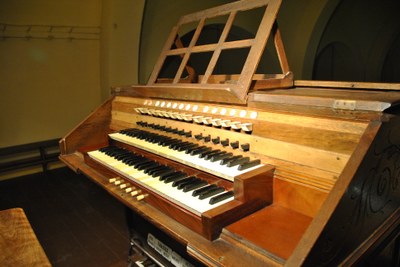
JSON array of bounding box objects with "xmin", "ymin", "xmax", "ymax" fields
[
  {"xmin": 146, "ymin": 165, "xmax": 168, "ymax": 175},
  {"xmin": 190, "ymin": 146, "xmax": 211, "ymax": 156},
  {"xmin": 147, "ymin": 136, "xmax": 160, "ymax": 143},
  {"xmin": 205, "ymin": 150, "xmax": 225, "ymax": 160},
  {"xmin": 176, "ymin": 176, "xmax": 202, "ymax": 189},
  {"xmin": 187, "ymin": 145, "xmax": 206, "ymax": 155},
  {"xmin": 122, "ymin": 155, "xmax": 142, "ymax": 164},
  {"xmin": 114, "ymin": 152, "xmax": 132, "ymax": 160},
  {"xmin": 125, "ymin": 158, "xmax": 143, "ymax": 166},
  {"xmin": 199, "ymin": 149, "xmax": 220, "ymax": 159},
  {"xmin": 203, "ymin": 150, "xmax": 222, "ymax": 160},
  {"xmin": 154, "ymin": 136, "xmax": 169, "ymax": 145},
  {"xmin": 220, "ymin": 155, "xmax": 242, "ymax": 165},
  {"xmin": 136, "ymin": 161, "xmax": 157, "ymax": 170},
  {"xmin": 198, "ymin": 187, "xmax": 225, "ymax": 200},
  {"xmin": 177, "ymin": 142, "xmax": 197, "ymax": 150},
  {"xmin": 132, "ymin": 157, "xmax": 150, "ymax": 164},
  {"xmin": 105, "ymin": 148, "xmax": 124, "ymax": 157},
  {"xmin": 163, "ymin": 172, "xmax": 187, "ymax": 183},
  {"xmin": 121, "ymin": 154, "xmax": 141, "ymax": 164},
  {"xmin": 176, "ymin": 178, "xmax": 200, "ymax": 189},
  {"xmin": 152, "ymin": 168, "xmax": 175, "ymax": 178},
  {"xmin": 209, "ymin": 191, "xmax": 234, "ymax": 204},
  {"xmin": 115, "ymin": 153, "xmax": 132, "ymax": 162},
  {"xmin": 238, "ymin": 159, "xmax": 261, "ymax": 171},
  {"xmin": 136, "ymin": 133, "xmax": 146, "ymax": 140},
  {"xmin": 172, "ymin": 176, "xmax": 197, "ymax": 187},
  {"xmin": 182, "ymin": 180, "xmax": 208, "ymax": 192},
  {"xmin": 226, "ymin": 156, "xmax": 250, "ymax": 167},
  {"xmin": 164, "ymin": 175, "xmax": 188, "ymax": 184},
  {"xmin": 143, "ymin": 164, "xmax": 163, "ymax": 174},
  {"xmin": 161, "ymin": 138, "xmax": 180, "ymax": 147},
  {"xmin": 133, "ymin": 158, "xmax": 152, "ymax": 168},
  {"xmin": 184, "ymin": 144, "xmax": 200, "ymax": 153},
  {"xmin": 159, "ymin": 171, "xmax": 184, "ymax": 181},
  {"xmin": 166, "ymin": 139, "xmax": 182, "ymax": 148},
  {"xmin": 176, "ymin": 142, "xmax": 197, "ymax": 152},
  {"xmin": 170, "ymin": 141, "xmax": 188, "ymax": 150},
  {"xmin": 99, "ymin": 145, "xmax": 113, "ymax": 151},
  {"xmin": 124, "ymin": 154, "xmax": 144, "ymax": 162},
  {"xmin": 210, "ymin": 152, "xmax": 233, "ymax": 162},
  {"xmin": 192, "ymin": 184, "xmax": 217, "ymax": 197}
]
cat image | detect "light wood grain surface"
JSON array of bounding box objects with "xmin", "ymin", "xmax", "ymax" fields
[{"xmin": 0, "ymin": 208, "xmax": 51, "ymax": 267}]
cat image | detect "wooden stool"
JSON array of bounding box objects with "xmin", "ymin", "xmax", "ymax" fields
[{"xmin": 0, "ymin": 208, "xmax": 51, "ymax": 266}]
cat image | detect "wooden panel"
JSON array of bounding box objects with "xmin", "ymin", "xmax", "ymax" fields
[
  {"xmin": 112, "ymin": 95, "xmax": 368, "ymax": 135},
  {"xmin": 222, "ymin": 205, "xmax": 312, "ymax": 261},
  {"xmin": 253, "ymin": 120, "xmax": 362, "ymax": 154},
  {"xmin": 60, "ymin": 97, "xmax": 113, "ymax": 154},
  {"xmin": 250, "ymin": 87, "xmax": 400, "ymax": 111},
  {"xmin": 295, "ymin": 80, "xmax": 400, "ymax": 91},
  {"xmin": 115, "ymin": 84, "xmax": 248, "ymax": 104},
  {"xmin": 273, "ymin": 178, "xmax": 329, "ymax": 218},
  {"xmin": 0, "ymin": 208, "xmax": 51, "ymax": 266},
  {"xmin": 274, "ymin": 168, "xmax": 336, "ymax": 192}
]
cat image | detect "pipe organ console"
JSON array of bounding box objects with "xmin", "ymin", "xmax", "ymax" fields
[{"xmin": 60, "ymin": 0, "xmax": 400, "ymax": 266}]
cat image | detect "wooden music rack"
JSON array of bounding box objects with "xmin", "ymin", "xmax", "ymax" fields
[{"xmin": 115, "ymin": 0, "xmax": 292, "ymax": 104}]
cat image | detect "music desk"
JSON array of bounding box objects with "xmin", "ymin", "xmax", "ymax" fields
[{"xmin": 0, "ymin": 208, "xmax": 51, "ymax": 266}]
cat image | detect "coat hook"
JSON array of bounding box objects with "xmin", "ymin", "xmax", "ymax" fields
[
  {"xmin": 48, "ymin": 26, "xmax": 54, "ymax": 40},
  {"xmin": 0, "ymin": 24, "xmax": 6, "ymax": 40},
  {"xmin": 68, "ymin": 26, "xmax": 75, "ymax": 41}
]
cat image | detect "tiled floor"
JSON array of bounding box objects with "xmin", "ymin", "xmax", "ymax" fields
[{"xmin": 0, "ymin": 167, "xmax": 130, "ymax": 267}]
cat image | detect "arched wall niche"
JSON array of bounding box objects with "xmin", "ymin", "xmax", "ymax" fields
[
  {"xmin": 301, "ymin": 0, "xmax": 342, "ymax": 79},
  {"xmin": 382, "ymin": 32, "xmax": 400, "ymax": 83},
  {"xmin": 313, "ymin": 0, "xmax": 400, "ymax": 82},
  {"xmin": 313, "ymin": 42, "xmax": 363, "ymax": 81}
]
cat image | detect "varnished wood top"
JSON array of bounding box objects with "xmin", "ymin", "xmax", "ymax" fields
[
  {"xmin": 223, "ymin": 205, "xmax": 312, "ymax": 261},
  {"xmin": 250, "ymin": 86, "xmax": 400, "ymax": 111},
  {"xmin": 0, "ymin": 208, "xmax": 51, "ymax": 267}
]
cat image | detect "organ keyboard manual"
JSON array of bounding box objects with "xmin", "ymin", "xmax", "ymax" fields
[{"xmin": 59, "ymin": 0, "xmax": 400, "ymax": 266}]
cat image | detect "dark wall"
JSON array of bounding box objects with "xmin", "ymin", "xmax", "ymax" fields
[{"xmin": 313, "ymin": 0, "xmax": 400, "ymax": 82}]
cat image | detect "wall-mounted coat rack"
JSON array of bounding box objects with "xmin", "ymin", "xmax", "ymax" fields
[{"xmin": 0, "ymin": 23, "xmax": 100, "ymax": 40}]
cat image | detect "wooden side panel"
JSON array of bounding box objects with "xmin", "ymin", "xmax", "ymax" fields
[
  {"xmin": 59, "ymin": 98, "xmax": 113, "ymax": 155},
  {"xmin": 288, "ymin": 116, "xmax": 400, "ymax": 266}
]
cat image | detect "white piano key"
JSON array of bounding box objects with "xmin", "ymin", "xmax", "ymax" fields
[
  {"xmin": 109, "ymin": 132, "xmax": 262, "ymax": 182},
  {"xmin": 87, "ymin": 150, "xmax": 233, "ymax": 216}
]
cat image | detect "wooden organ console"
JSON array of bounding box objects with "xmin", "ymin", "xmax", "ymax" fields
[{"xmin": 60, "ymin": 0, "xmax": 400, "ymax": 266}]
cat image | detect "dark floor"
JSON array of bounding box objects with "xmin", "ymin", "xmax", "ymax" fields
[{"xmin": 0, "ymin": 167, "xmax": 130, "ymax": 267}]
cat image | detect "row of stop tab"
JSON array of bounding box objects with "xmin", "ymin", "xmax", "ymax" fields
[{"xmin": 135, "ymin": 107, "xmax": 253, "ymax": 133}]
